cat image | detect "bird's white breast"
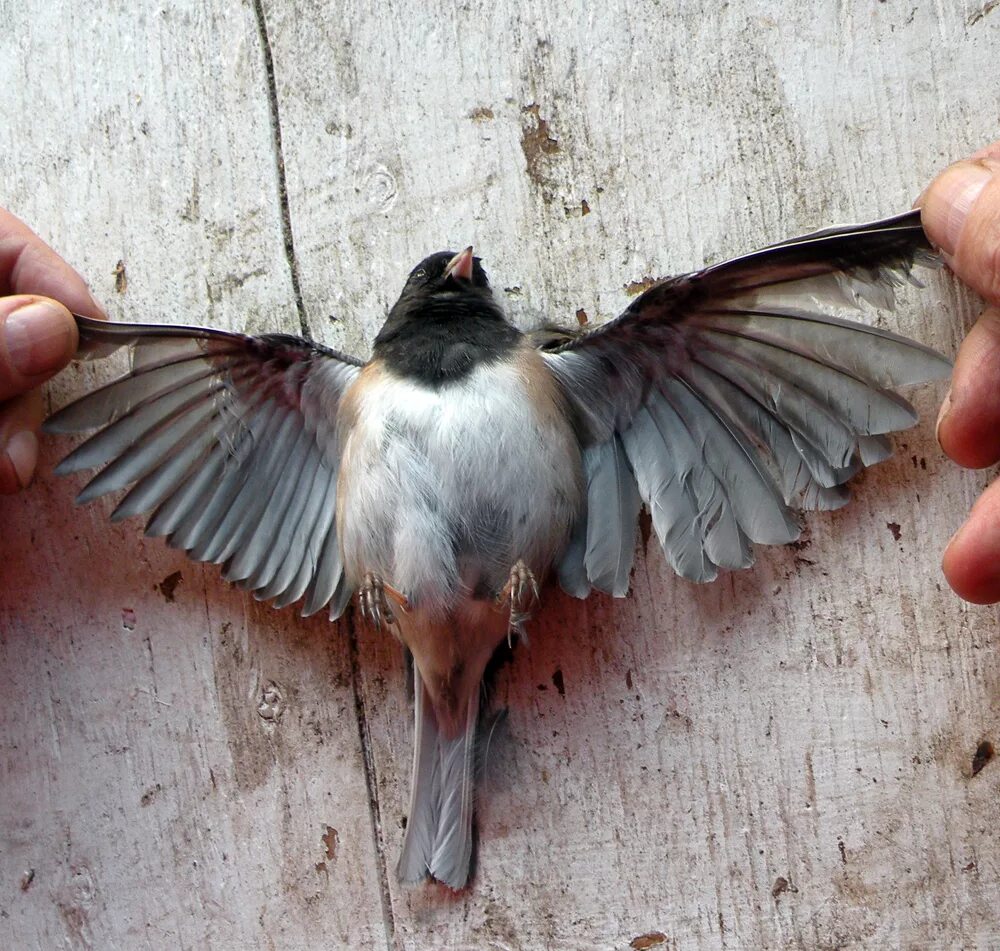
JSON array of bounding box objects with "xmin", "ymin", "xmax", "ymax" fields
[{"xmin": 337, "ymin": 352, "xmax": 581, "ymax": 616}]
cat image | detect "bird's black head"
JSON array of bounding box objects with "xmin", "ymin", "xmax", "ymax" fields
[
  {"xmin": 373, "ymin": 247, "xmax": 521, "ymax": 384},
  {"xmin": 402, "ymin": 248, "xmax": 492, "ymax": 294}
]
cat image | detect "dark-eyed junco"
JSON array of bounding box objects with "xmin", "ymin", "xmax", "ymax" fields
[{"xmin": 44, "ymin": 209, "xmax": 949, "ymax": 889}]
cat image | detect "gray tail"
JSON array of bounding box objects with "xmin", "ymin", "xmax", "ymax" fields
[{"xmin": 396, "ymin": 669, "xmax": 478, "ymax": 889}]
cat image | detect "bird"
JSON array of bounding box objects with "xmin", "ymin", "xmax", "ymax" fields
[{"xmin": 43, "ymin": 209, "xmax": 950, "ymax": 890}]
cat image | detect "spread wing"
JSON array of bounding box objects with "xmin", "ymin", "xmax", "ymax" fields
[
  {"xmin": 544, "ymin": 210, "xmax": 951, "ymax": 597},
  {"xmin": 44, "ymin": 317, "xmax": 363, "ymax": 619}
]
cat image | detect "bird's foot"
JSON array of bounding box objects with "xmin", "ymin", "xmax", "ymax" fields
[
  {"xmin": 498, "ymin": 559, "xmax": 539, "ymax": 644},
  {"xmin": 358, "ymin": 573, "xmax": 409, "ymax": 631}
]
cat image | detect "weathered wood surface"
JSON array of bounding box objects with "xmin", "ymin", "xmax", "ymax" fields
[{"xmin": 2, "ymin": 2, "xmax": 999, "ymax": 948}]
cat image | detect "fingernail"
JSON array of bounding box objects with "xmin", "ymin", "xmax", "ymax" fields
[
  {"xmin": 86, "ymin": 288, "xmax": 107, "ymax": 319},
  {"xmin": 923, "ymin": 162, "xmax": 992, "ymax": 256},
  {"xmin": 971, "ymin": 143, "xmax": 1000, "ymax": 162},
  {"xmin": 942, "ymin": 523, "xmax": 963, "ymax": 569},
  {"xmin": 3, "ymin": 301, "xmax": 74, "ymax": 377},
  {"xmin": 5, "ymin": 430, "xmax": 38, "ymax": 489},
  {"xmin": 935, "ymin": 388, "xmax": 952, "ymax": 446}
]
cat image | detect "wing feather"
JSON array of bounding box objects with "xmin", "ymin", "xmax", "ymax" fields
[
  {"xmin": 560, "ymin": 435, "xmax": 641, "ymax": 597},
  {"xmin": 620, "ymin": 404, "xmax": 713, "ymax": 581},
  {"xmin": 542, "ymin": 210, "xmax": 950, "ymax": 594},
  {"xmin": 249, "ymin": 446, "xmax": 324, "ymax": 597},
  {"xmin": 45, "ymin": 316, "xmax": 362, "ymax": 618}
]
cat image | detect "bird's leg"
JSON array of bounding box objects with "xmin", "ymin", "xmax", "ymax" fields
[
  {"xmin": 497, "ymin": 559, "xmax": 540, "ymax": 644},
  {"xmin": 358, "ymin": 573, "xmax": 409, "ymax": 631}
]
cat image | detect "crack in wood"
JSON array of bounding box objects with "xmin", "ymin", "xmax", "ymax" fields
[
  {"xmin": 346, "ymin": 610, "xmax": 397, "ymax": 948},
  {"xmin": 251, "ymin": 0, "xmax": 311, "ymax": 340}
]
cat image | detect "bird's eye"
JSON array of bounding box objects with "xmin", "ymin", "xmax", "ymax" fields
[{"xmin": 412, "ymin": 268, "xmax": 426, "ymax": 281}]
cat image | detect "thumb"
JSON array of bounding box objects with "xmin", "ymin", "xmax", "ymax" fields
[
  {"xmin": 0, "ymin": 295, "xmax": 79, "ymax": 401},
  {"xmin": 920, "ymin": 146, "xmax": 1000, "ymax": 305}
]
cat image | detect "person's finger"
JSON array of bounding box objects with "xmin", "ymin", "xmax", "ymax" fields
[
  {"xmin": 935, "ymin": 306, "xmax": 1000, "ymax": 468},
  {"xmin": 0, "ymin": 389, "xmax": 44, "ymax": 493},
  {"xmin": 0, "ymin": 295, "xmax": 79, "ymax": 402},
  {"xmin": 0, "ymin": 207, "xmax": 105, "ymax": 319},
  {"xmin": 971, "ymin": 141, "xmax": 1000, "ymax": 162},
  {"xmin": 942, "ymin": 475, "xmax": 1000, "ymax": 604},
  {"xmin": 920, "ymin": 149, "xmax": 1000, "ymax": 305}
]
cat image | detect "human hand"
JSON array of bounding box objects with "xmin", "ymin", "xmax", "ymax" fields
[
  {"xmin": 920, "ymin": 141, "xmax": 1000, "ymax": 602},
  {"xmin": 0, "ymin": 208, "xmax": 104, "ymax": 494}
]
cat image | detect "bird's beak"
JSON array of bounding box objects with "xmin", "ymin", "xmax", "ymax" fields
[{"xmin": 443, "ymin": 246, "xmax": 474, "ymax": 283}]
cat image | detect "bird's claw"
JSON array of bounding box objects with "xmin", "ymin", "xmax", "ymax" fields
[
  {"xmin": 498, "ymin": 559, "xmax": 539, "ymax": 644},
  {"xmin": 358, "ymin": 573, "xmax": 409, "ymax": 631}
]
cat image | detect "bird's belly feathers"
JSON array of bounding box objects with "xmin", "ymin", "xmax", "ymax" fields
[{"xmin": 337, "ymin": 350, "xmax": 582, "ymax": 616}]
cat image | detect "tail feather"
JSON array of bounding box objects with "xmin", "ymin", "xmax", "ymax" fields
[{"xmin": 396, "ymin": 669, "xmax": 478, "ymax": 889}]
